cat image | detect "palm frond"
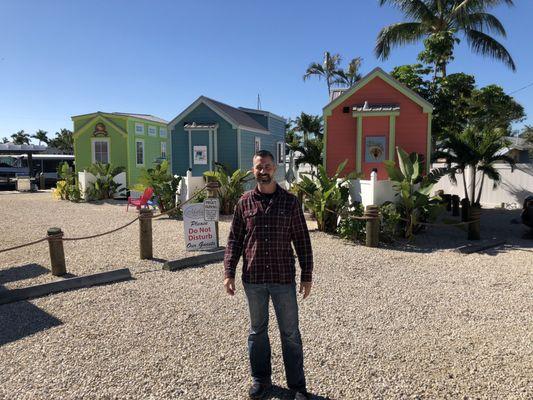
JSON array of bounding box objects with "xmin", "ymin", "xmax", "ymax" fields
[
  {"xmin": 465, "ymin": 29, "xmax": 516, "ymax": 71},
  {"xmin": 463, "ymin": 12, "xmax": 506, "ymax": 36},
  {"xmin": 375, "ymin": 22, "xmax": 425, "ymax": 60}
]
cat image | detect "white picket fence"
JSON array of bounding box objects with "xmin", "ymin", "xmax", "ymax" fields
[{"xmin": 432, "ymin": 163, "xmax": 533, "ymax": 208}]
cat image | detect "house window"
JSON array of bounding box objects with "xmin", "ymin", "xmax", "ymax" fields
[
  {"xmin": 159, "ymin": 127, "xmax": 167, "ymax": 138},
  {"xmin": 92, "ymin": 139, "xmax": 109, "ymax": 164},
  {"xmin": 135, "ymin": 140, "xmax": 144, "ymax": 165},
  {"xmin": 276, "ymin": 142, "xmax": 284, "ymax": 165},
  {"xmin": 255, "ymin": 137, "xmax": 261, "ymax": 152},
  {"xmin": 148, "ymin": 125, "xmax": 157, "ymax": 136},
  {"xmin": 135, "ymin": 123, "xmax": 144, "ymax": 135},
  {"xmin": 161, "ymin": 141, "xmax": 167, "ymax": 159}
]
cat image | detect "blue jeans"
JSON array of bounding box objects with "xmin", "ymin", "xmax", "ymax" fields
[{"xmin": 243, "ymin": 282, "xmax": 306, "ymax": 391}]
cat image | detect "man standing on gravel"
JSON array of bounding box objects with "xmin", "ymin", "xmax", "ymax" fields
[{"xmin": 224, "ymin": 150, "xmax": 313, "ymax": 400}]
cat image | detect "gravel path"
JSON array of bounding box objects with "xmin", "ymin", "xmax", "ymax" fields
[{"xmin": 0, "ymin": 191, "xmax": 532, "ymax": 399}]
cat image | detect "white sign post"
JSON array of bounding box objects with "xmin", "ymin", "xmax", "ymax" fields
[
  {"xmin": 183, "ymin": 203, "xmax": 217, "ymax": 251},
  {"xmin": 204, "ymin": 198, "xmax": 220, "ymax": 221}
]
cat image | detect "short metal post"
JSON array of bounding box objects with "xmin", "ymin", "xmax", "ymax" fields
[
  {"xmin": 47, "ymin": 227, "xmax": 66, "ymax": 276},
  {"xmin": 451, "ymin": 195, "xmax": 460, "ymax": 216},
  {"xmin": 139, "ymin": 208, "xmax": 153, "ymax": 259},
  {"xmin": 364, "ymin": 205, "xmax": 380, "ymax": 247},
  {"xmin": 205, "ymin": 179, "xmax": 220, "ymax": 248},
  {"xmin": 39, "ymin": 173, "xmax": 46, "ymax": 190}
]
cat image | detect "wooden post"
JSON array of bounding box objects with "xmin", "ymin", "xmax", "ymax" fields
[
  {"xmin": 468, "ymin": 206, "xmax": 481, "ymax": 240},
  {"xmin": 364, "ymin": 205, "xmax": 380, "ymax": 247},
  {"xmin": 451, "ymin": 195, "xmax": 460, "ymax": 216},
  {"xmin": 47, "ymin": 227, "xmax": 66, "ymax": 276},
  {"xmin": 139, "ymin": 208, "xmax": 153, "ymax": 259},
  {"xmin": 443, "ymin": 194, "xmax": 452, "ymax": 212}
]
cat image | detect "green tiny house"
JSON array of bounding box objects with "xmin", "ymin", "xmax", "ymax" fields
[{"xmin": 72, "ymin": 112, "xmax": 169, "ymax": 186}]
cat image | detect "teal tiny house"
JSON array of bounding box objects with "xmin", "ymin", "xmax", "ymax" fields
[{"xmin": 168, "ymin": 96, "xmax": 286, "ymax": 182}]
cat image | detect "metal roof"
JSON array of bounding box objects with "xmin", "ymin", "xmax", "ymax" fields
[
  {"xmin": 202, "ymin": 97, "xmax": 268, "ymax": 131},
  {"xmin": 0, "ymin": 143, "xmax": 47, "ymax": 154},
  {"xmin": 111, "ymin": 113, "xmax": 168, "ymax": 124}
]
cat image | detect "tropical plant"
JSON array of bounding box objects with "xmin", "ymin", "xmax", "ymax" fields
[
  {"xmin": 295, "ymin": 112, "xmax": 323, "ymax": 141},
  {"xmin": 294, "ymin": 160, "xmax": 358, "ymax": 233},
  {"xmin": 434, "ymin": 127, "xmax": 515, "ymax": 206},
  {"xmin": 295, "ymin": 138, "xmax": 324, "ymax": 175},
  {"xmin": 85, "ymin": 163, "xmax": 126, "ymax": 200},
  {"xmin": 139, "ymin": 160, "xmax": 181, "ymax": 214},
  {"xmin": 11, "ymin": 130, "xmax": 30, "ymax": 145},
  {"xmin": 303, "ymin": 51, "xmax": 342, "ymax": 96},
  {"xmin": 55, "ymin": 162, "xmax": 81, "ymax": 202},
  {"xmin": 376, "ymin": 0, "xmax": 516, "ymax": 78},
  {"xmin": 333, "ymin": 57, "xmax": 363, "ymax": 87},
  {"xmin": 49, "ymin": 128, "xmax": 74, "ymax": 153},
  {"xmin": 337, "ymin": 202, "xmax": 366, "ymax": 241},
  {"xmin": 379, "ymin": 202, "xmax": 402, "ymax": 241},
  {"xmin": 32, "ymin": 130, "xmax": 49, "ymax": 145},
  {"xmin": 384, "ymin": 148, "xmax": 447, "ymax": 238},
  {"xmin": 204, "ymin": 164, "xmax": 252, "ymax": 214}
]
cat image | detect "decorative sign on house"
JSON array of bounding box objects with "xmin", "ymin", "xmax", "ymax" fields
[
  {"xmin": 92, "ymin": 122, "xmax": 108, "ymax": 137},
  {"xmin": 183, "ymin": 203, "xmax": 217, "ymax": 251},
  {"xmin": 323, "ymin": 67, "xmax": 433, "ymax": 180},
  {"xmin": 193, "ymin": 145, "xmax": 207, "ymax": 165}
]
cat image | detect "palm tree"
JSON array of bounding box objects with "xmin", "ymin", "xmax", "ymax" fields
[
  {"xmin": 11, "ymin": 130, "xmax": 30, "ymax": 145},
  {"xmin": 333, "ymin": 57, "xmax": 363, "ymax": 87},
  {"xmin": 296, "ymin": 138, "xmax": 323, "ymax": 175},
  {"xmin": 303, "ymin": 51, "xmax": 342, "ymax": 96},
  {"xmin": 295, "ymin": 113, "xmax": 323, "ymax": 141},
  {"xmin": 32, "ymin": 129, "xmax": 49, "ymax": 145},
  {"xmin": 434, "ymin": 127, "xmax": 515, "ymax": 206},
  {"xmin": 49, "ymin": 129, "xmax": 74, "ymax": 153},
  {"xmin": 1, "ymin": 137, "xmax": 9, "ymax": 144},
  {"xmin": 375, "ymin": 0, "xmax": 516, "ymax": 78}
]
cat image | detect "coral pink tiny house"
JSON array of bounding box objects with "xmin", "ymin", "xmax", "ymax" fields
[{"xmin": 323, "ymin": 67, "xmax": 433, "ymax": 180}]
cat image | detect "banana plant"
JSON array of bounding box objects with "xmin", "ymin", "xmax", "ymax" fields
[
  {"xmin": 294, "ymin": 160, "xmax": 359, "ymax": 233},
  {"xmin": 384, "ymin": 147, "xmax": 447, "ymax": 238},
  {"xmin": 204, "ymin": 163, "xmax": 252, "ymax": 214}
]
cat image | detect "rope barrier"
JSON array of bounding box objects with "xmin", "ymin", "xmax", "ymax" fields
[{"xmin": 0, "ymin": 184, "xmax": 210, "ymax": 253}]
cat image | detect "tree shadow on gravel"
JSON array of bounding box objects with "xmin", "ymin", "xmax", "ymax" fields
[
  {"xmin": 267, "ymin": 385, "xmax": 331, "ymax": 400},
  {"xmin": 0, "ymin": 300, "xmax": 62, "ymax": 346}
]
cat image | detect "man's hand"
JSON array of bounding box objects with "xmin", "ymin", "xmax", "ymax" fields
[
  {"xmin": 224, "ymin": 278, "xmax": 236, "ymax": 296},
  {"xmin": 299, "ymin": 281, "xmax": 312, "ymax": 299}
]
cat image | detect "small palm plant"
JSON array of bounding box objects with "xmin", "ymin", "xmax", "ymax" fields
[
  {"xmin": 384, "ymin": 148, "xmax": 447, "ymax": 238},
  {"xmin": 294, "ymin": 160, "xmax": 358, "ymax": 233},
  {"xmin": 204, "ymin": 163, "xmax": 252, "ymax": 214},
  {"xmin": 139, "ymin": 160, "xmax": 181, "ymax": 213},
  {"xmin": 86, "ymin": 162, "xmax": 126, "ymax": 200}
]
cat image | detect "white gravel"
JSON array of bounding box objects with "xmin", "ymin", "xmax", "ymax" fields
[{"xmin": 0, "ymin": 191, "xmax": 532, "ymax": 399}]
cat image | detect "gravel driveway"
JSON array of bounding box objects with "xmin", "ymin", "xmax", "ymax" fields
[{"xmin": 0, "ymin": 191, "xmax": 532, "ymax": 399}]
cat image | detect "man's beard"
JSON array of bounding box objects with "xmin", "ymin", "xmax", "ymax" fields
[{"xmin": 256, "ymin": 174, "xmax": 272, "ymax": 184}]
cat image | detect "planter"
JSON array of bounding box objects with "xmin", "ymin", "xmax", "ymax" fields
[{"xmin": 468, "ymin": 206, "xmax": 482, "ymax": 240}]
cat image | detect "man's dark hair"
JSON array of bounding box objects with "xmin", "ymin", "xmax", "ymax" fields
[{"xmin": 253, "ymin": 150, "xmax": 274, "ymax": 162}]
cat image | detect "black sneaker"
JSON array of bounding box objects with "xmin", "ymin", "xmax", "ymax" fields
[
  {"xmin": 248, "ymin": 383, "xmax": 272, "ymax": 399},
  {"xmin": 294, "ymin": 390, "xmax": 310, "ymax": 400}
]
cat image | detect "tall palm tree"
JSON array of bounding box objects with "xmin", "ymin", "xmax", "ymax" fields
[
  {"xmin": 296, "ymin": 138, "xmax": 323, "ymax": 175},
  {"xmin": 32, "ymin": 129, "xmax": 49, "ymax": 145},
  {"xmin": 11, "ymin": 130, "xmax": 30, "ymax": 145},
  {"xmin": 1, "ymin": 137, "xmax": 9, "ymax": 144},
  {"xmin": 333, "ymin": 57, "xmax": 363, "ymax": 87},
  {"xmin": 295, "ymin": 113, "xmax": 323, "ymax": 141},
  {"xmin": 434, "ymin": 127, "xmax": 515, "ymax": 206},
  {"xmin": 375, "ymin": 0, "xmax": 516, "ymax": 78},
  {"xmin": 303, "ymin": 51, "xmax": 342, "ymax": 96}
]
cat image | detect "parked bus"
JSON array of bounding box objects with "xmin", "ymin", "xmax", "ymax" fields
[{"xmin": 0, "ymin": 154, "xmax": 75, "ymax": 188}]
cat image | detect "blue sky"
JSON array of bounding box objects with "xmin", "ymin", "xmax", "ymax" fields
[{"xmin": 1, "ymin": 0, "xmax": 532, "ymax": 142}]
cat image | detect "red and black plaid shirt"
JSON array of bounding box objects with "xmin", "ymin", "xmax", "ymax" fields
[{"xmin": 224, "ymin": 184, "xmax": 313, "ymax": 284}]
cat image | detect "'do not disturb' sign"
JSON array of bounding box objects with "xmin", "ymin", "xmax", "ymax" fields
[{"xmin": 183, "ymin": 203, "xmax": 217, "ymax": 251}]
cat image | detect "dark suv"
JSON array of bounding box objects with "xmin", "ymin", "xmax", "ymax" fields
[{"xmin": 522, "ymin": 195, "xmax": 533, "ymax": 229}]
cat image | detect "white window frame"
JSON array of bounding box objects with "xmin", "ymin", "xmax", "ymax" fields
[
  {"xmin": 135, "ymin": 122, "xmax": 144, "ymax": 135},
  {"xmin": 254, "ymin": 137, "xmax": 261, "ymax": 152},
  {"xmin": 91, "ymin": 138, "xmax": 110, "ymax": 164},
  {"xmin": 147, "ymin": 125, "xmax": 157, "ymax": 137},
  {"xmin": 135, "ymin": 139, "xmax": 145, "ymax": 166},
  {"xmin": 161, "ymin": 141, "xmax": 167, "ymax": 159},
  {"xmin": 276, "ymin": 141, "xmax": 284, "ymax": 165},
  {"xmin": 159, "ymin": 127, "xmax": 167, "ymax": 138}
]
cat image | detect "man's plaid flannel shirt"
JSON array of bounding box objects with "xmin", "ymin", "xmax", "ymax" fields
[{"xmin": 224, "ymin": 184, "xmax": 313, "ymax": 284}]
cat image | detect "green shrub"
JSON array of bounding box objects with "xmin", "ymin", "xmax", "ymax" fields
[
  {"xmin": 204, "ymin": 163, "xmax": 252, "ymax": 214},
  {"xmin": 337, "ymin": 202, "xmax": 365, "ymax": 241},
  {"xmin": 139, "ymin": 160, "xmax": 181, "ymax": 215},
  {"xmin": 379, "ymin": 202, "xmax": 401, "ymax": 242}
]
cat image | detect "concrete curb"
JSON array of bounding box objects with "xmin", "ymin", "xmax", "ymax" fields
[{"xmin": 163, "ymin": 248, "xmax": 226, "ymax": 271}]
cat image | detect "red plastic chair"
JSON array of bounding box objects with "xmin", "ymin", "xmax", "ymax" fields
[{"xmin": 127, "ymin": 187, "xmax": 154, "ymax": 212}]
